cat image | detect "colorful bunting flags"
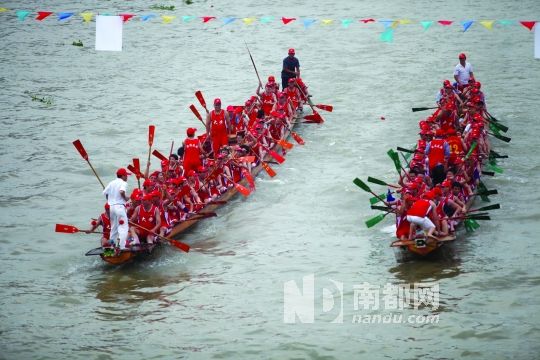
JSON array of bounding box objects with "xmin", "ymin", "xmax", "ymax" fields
[
  {"xmin": 379, "ymin": 19, "xmax": 394, "ymax": 29},
  {"xmin": 341, "ymin": 19, "xmax": 352, "ymax": 28},
  {"xmin": 222, "ymin": 17, "xmax": 236, "ymax": 25},
  {"xmin": 120, "ymin": 14, "xmax": 135, "ymax": 23},
  {"xmin": 498, "ymin": 20, "xmax": 514, "ymax": 26},
  {"xmin": 16, "ymin": 10, "xmax": 30, "ymax": 21},
  {"xmin": 242, "ymin": 17, "xmax": 255, "ymax": 25},
  {"xmin": 182, "ymin": 15, "xmax": 195, "ymax": 23},
  {"xmin": 479, "ymin": 20, "xmax": 495, "ymax": 30},
  {"xmin": 80, "ymin": 12, "xmax": 93, "ymax": 23},
  {"xmin": 520, "ymin": 21, "xmax": 536, "ymax": 31},
  {"xmin": 260, "ymin": 16, "xmax": 273, "ymax": 23},
  {"xmin": 303, "ymin": 18, "xmax": 316, "ymax": 28},
  {"xmin": 321, "ymin": 19, "xmax": 334, "ymax": 25},
  {"xmin": 162, "ymin": 15, "xmax": 175, "ymax": 24},
  {"xmin": 381, "ymin": 29, "xmax": 394, "ymax": 42},
  {"xmin": 461, "ymin": 20, "xmax": 474, "ymax": 32},
  {"xmin": 421, "ymin": 21, "xmax": 434, "ymax": 30},
  {"xmin": 36, "ymin": 11, "xmax": 53, "ymax": 21},
  {"xmin": 57, "ymin": 12, "xmax": 74, "ymax": 21},
  {"xmin": 141, "ymin": 14, "xmax": 156, "ymax": 22},
  {"xmin": 282, "ymin": 17, "xmax": 296, "ymax": 25},
  {"xmin": 0, "ymin": 8, "xmax": 8, "ymax": 13},
  {"xmin": 360, "ymin": 18, "xmax": 375, "ymax": 23},
  {"xmin": 438, "ymin": 20, "xmax": 453, "ymax": 26},
  {"xmin": 202, "ymin": 16, "xmax": 215, "ymax": 23}
]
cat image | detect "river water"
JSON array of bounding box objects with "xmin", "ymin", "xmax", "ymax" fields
[{"xmin": 1, "ymin": 0, "xmax": 540, "ymax": 359}]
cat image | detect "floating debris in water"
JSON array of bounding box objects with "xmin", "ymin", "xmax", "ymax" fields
[
  {"xmin": 72, "ymin": 40, "xmax": 83, "ymax": 47},
  {"xmin": 150, "ymin": 4, "xmax": 176, "ymax": 10},
  {"xmin": 24, "ymin": 91, "xmax": 54, "ymax": 106}
]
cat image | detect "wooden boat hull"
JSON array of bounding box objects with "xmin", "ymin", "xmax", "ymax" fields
[{"xmin": 86, "ymin": 244, "xmax": 159, "ymax": 265}]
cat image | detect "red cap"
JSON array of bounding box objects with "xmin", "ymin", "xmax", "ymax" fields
[
  {"xmin": 443, "ymin": 79, "xmax": 452, "ymax": 88},
  {"xmin": 187, "ymin": 127, "xmax": 196, "ymax": 136},
  {"xmin": 433, "ymin": 187, "xmax": 442, "ymax": 196},
  {"xmin": 130, "ymin": 188, "xmax": 142, "ymax": 200},
  {"xmin": 142, "ymin": 194, "xmax": 153, "ymax": 201},
  {"xmin": 143, "ymin": 179, "xmax": 154, "ymax": 187},
  {"xmin": 435, "ymin": 129, "xmax": 446, "ymax": 137},
  {"xmin": 474, "ymin": 81, "xmax": 481, "ymax": 89},
  {"xmin": 424, "ymin": 191, "xmax": 435, "ymax": 200},
  {"xmin": 151, "ymin": 190, "xmax": 161, "ymax": 198},
  {"xmin": 268, "ymin": 75, "xmax": 275, "ymax": 82},
  {"xmin": 214, "ymin": 98, "xmax": 221, "ymax": 105},
  {"xmin": 414, "ymin": 176, "xmax": 424, "ymax": 184},
  {"xmin": 288, "ymin": 48, "xmax": 295, "ymax": 54},
  {"xmin": 104, "ymin": 203, "xmax": 110, "ymax": 210},
  {"xmin": 459, "ymin": 53, "xmax": 466, "ymax": 59},
  {"xmin": 116, "ymin": 168, "xmax": 131, "ymax": 177},
  {"xmin": 441, "ymin": 180, "xmax": 452, "ymax": 188}
]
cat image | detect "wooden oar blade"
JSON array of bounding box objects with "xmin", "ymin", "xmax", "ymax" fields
[
  {"xmin": 55, "ymin": 223, "xmax": 79, "ymax": 233},
  {"xmin": 127, "ymin": 165, "xmax": 144, "ymax": 179},
  {"xmin": 242, "ymin": 169, "xmax": 255, "ymax": 189},
  {"xmin": 278, "ymin": 139, "xmax": 294, "ymax": 150},
  {"xmin": 189, "ymin": 104, "xmax": 203, "ymax": 121},
  {"xmin": 365, "ymin": 213, "xmax": 386, "ymax": 228},
  {"xmin": 152, "ymin": 149, "xmax": 168, "ymax": 161},
  {"xmin": 195, "ymin": 90, "xmax": 207, "ymax": 110},
  {"xmin": 367, "ymin": 176, "xmax": 389, "ymax": 187},
  {"xmin": 291, "ymin": 132, "xmax": 305, "ymax": 145},
  {"xmin": 267, "ymin": 149, "xmax": 285, "ymax": 164},
  {"xmin": 236, "ymin": 156, "xmax": 256, "ymax": 163},
  {"xmin": 235, "ymin": 183, "xmax": 251, "ymax": 197},
  {"xmin": 72, "ymin": 139, "xmax": 89, "ymax": 161},
  {"xmin": 169, "ymin": 239, "xmax": 190, "ymax": 253},
  {"xmin": 148, "ymin": 125, "xmax": 156, "ymax": 146},
  {"xmin": 315, "ymin": 104, "xmax": 333, "ymax": 112},
  {"xmin": 353, "ymin": 178, "xmax": 372, "ymax": 193},
  {"xmin": 133, "ymin": 158, "xmax": 141, "ymax": 173},
  {"xmin": 261, "ymin": 162, "xmax": 277, "ymax": 178}
]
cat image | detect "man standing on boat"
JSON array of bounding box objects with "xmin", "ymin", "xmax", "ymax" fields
[
  {"xmin": 454, "ymin": 53, "xmax": 474, "ymax": 90},
  {"xmin": 281, "ymin": 48, "xmax": 300, "ymax": 90},
  {"xmin": 206, "ymin": 98, "xmax": 231, "ymax": 157},
  {"xmin": 103, "ymin": 168, "xmax": 131, "ymax": 250}
]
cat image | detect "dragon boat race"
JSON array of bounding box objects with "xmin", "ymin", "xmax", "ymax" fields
[{"xmin": 1, "ymin": 0, "xmax": 539, "ymax": 359}]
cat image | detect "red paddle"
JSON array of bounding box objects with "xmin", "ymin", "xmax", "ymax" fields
[
  {"xmin": 314, "ymin": 104, "xmax": 333, "ymax": 112},
  {"xmin": 291, "ymin": 131, "xmax": 305, "ymax": 145},
  {"xmin": 145, "ymin": 125, "xmax": 155, "ymax": 177},
  {"xmin": 152, "ymin": 149, "xmax": 168, "ymax": 161},
  {"xmin": 242, "ymin": 168, "xmax": 255, "ymax": 189},
  {"xmin": 223, "ymin": 174, "xmax": 251, "ymax": 197},
  {"xmin": 189, "ymin": 104, "xmax": 208, "ymax": 129},
  {"xmin": 55, "ymin": 223, "xmax": 102, "ymax": 234},
  {"xmin": 129, "ymin": 221, "xmax": 190, "ymax": 252},
  {"xmin": 195, "ymin": 91, "xmax": 209, "ymax": 113},
  {"xmin": 72, "ymin": 139, "xmax": 105, "ymax": 189}
]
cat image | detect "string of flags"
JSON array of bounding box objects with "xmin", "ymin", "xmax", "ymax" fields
[{"xmin": 0, "ymin": 8, "xmax": 536, "ymax": 33}]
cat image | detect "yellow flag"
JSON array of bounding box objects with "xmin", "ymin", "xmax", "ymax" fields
[
  {"xmin": 80, "ymin": 12, "xmax": 93, "ymax": 23},
  {"xmin": 242, "ymin": 17, "xmax": 255, "ymax": 25},
  {"xmin": 391, "ymin": 20, "xmax": 400, "ymax": 29},
  {"xmin": 479, "ymin": 20, "xmax": 495, "ymax": 30},
  {"xmin": 322, "ymin": 19, "xmax": 334, "ymax": 25},
  {"xmin": 398, "ymin": 19, "xmax": 413, "ymax": 25},
  {"xmin": 162, "ymin": 15, "xmax": 175, "ymax": 24},
  {"xmin": 0, "ymin": 7, "xmax": 9, "ymax": 12}
]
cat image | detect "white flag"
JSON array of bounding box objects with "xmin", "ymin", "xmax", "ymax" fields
[{"xmin": 95, "ymin": 15, "xmax": 123, "ymax": 51}]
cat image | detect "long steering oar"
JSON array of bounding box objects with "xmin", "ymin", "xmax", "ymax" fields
[
  {"xmin": 55, "ymin": 223, "xmax": 103, "ymax": 234},
  {"xmin": 72, "ymin": 139, "xmax": 105, "ymax": 189},
  {"xmin": 412, "ymin": 106, "xmax": 439, "ymax": 112},
  {"xmin": 129, "ymin": 221, "xmax": 189, "ymax": 253},
  {"xmin": 244, "ymin": 41, "xmax": 263, "ymax": 87}
]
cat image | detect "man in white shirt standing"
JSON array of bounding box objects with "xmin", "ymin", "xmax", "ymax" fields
[
  {"xmin": 103, "ymin": 168, "xmax": 131, "ymax": 250},
  {"xmin": 454, "ymin": 53, "xmax": 474, "ymax": 90}
]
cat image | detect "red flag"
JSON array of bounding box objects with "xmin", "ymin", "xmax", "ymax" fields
[
  {"xmin": 438, "ymin": 20, "xmax": 453, "ymax": 26},
  {"xmin": 36, "ymin": 11, "xmax": 53, "ymax": 21},
  {"xmin": 360, "ymin": 18, "xmax": 375, "ymax": 23},
  {"xmin": 281, "ymin": 17, "xmax": 296, "ymax": 25},
  {"xmin": 120, "ymin": 14, "xmax": 135, "ymax": 22},
  {"xmin": 519, "ymin": 21, "xmax": 536, "ymax": 31},
  {"xmin": 202, "ymin": 16, "xmax": 216, "ymax": 23}
]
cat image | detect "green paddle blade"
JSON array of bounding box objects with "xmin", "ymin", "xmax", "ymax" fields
[
  {"xmin": 365, "ymin": 213, "xmax": 387, "ymax": 228},
  {"xmin": 464, "ymin": 141, "xmax": 477, "ymax": 160},
  {"xmin": 485, "ymin": 163, "xmax": 504, "ymax": 174},
  {"xmin": 367, "ymin": 176, "xmax": 389, "ymax": 187},
  {"xmin": 489, "ymin": 150, "xmax": 508, "ymax": 159},
  {"xmin": 403, "ymin": 145, "xmax": 417, "ymax": 162},
  {"xmin": 387, "ymin": 149, "xmax": 402, "ymax": 173},
  {"xmin": 464, "ymin": 219, "xmax": 475, "ymax": 232},
  {"xmin": 472, "ymin": 203, "xmax": 500, "ymax": 212},
  {"xmin": 477, "ymin": 189, "xmax": 498, "ymax": 197},
  {"xmin": 470, "ymin": 219, "xmax": 481, "ymax": 230},
  {"xmin": 353, "ymin": 177, "xmax": 372, "ymax": 193},
  {"xmin": 489, "ymin": 122, "xmax": 502, "ymax": 136},
  {"xmin": 369, "ymin": 193, "xmax": 386, "ymax": 204},
  {"xmin": 477, "ymin": 181, "xmax": 490, "ymax": 202},
  {"xmin": 488, "ymin": 117, "xmax": 509, "ymax": 132},
  {"xmin": 490, "ymin": 132, "xmax": 511, "ymax": 143}
]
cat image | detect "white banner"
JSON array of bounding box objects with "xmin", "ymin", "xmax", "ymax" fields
[
  {"xmin": 534, "ymin": 23, "xmax": 540, "ymax": 59},
  {"xmin": 95, "ymin": 15, "xmax": 123, "ymax": 51}
]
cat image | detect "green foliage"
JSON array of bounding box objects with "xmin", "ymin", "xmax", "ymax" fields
[{"xmin": 150, "ymin": 4, "xmax": 176, "ymax": 10}]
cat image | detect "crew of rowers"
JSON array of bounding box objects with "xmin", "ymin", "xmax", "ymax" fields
[
  {"xmin": 389, "ymin": 65, "xmax": 490, "ymax": 243},
  {"xmin": 89, "ymin": 76, "xmax": 309, "ymax": 248}
]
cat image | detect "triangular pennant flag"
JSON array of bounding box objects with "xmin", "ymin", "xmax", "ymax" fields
[
  {"xmin": 461, "ymin": 20, "xmax": 474, "ymax": 32},
  {"xmin": 260, "ymin": 16, "xmax": 274, "ymax": 23},
  {"xmin": 380, "ymin": 28, "xmax": 394, "ymax": 42},
  {"xmin": 202, "ymin": 16, "xmax": 216, "ymax": 23},
  {"xmin": 120, "ymin": 14, "xmax": 135, "ymax": 23},
  {"xmin": 398, "ymin": 19, "xmax": 413, "ymax": 25},
  {"xmin": 57, "ymin": 12, "xmax": 74, "ymax": 21},
  {"xmin": 16, "ymin": 10, "xmax": 30, "ymax": 21},
  {"xmin": 391, "ymin": 20, "xmax": 400, "ymax": 29},
  {"xmin": 341, "ymin": 19, "xmax": 352, "ymax": 28},
  {"xmin": 242, "ymin": 17, "xmax": 255, "ymax": 25},
  {"xmin": 479, "ymin": 20, "xmax": 495, "ymax": 30},
  {"xmin": 438, "ymin": 20, "xmax": 453, "ymax": 26},
  {"xmin": 0, "ymin": 8, "xmax": 8, "ymax": 12},
  {"xmin": 498, "ymin": 20, "xmax": 514, "ymax": 26},
  {"xmin": 520, "ymin": 21, "xmax": 536, "ymax": 31},
  {"xmin": 303, "ymin": 18, "xmax": 316, "ymax": 28},
  {"xmin": 36, "ymin": 11, "xmax": 53, "ymax": 21},
  {"xmin": 421, "ymin": 21, "xmax": 433, "ymax": 30},
  {"xmin": 222, "ymin": 17, "xmax": 236, "ymax": 25},
  {"xmin": 321, "ymin": 19, "xmax": 334, "ymax": 25},
  {"xmin": 80, "ymin": 12, "xmax": 93, "ymax": 23},
  {"xmin": 379, "ymin": 19, "xmax": 394, "ymax": 29},
  {"xmin": 182, "ymin": 15, "xmax": 195, "ymax": 22},
  {"xmin": 141, "ymin": 14, "xmax": 156, "ymax": 22},
  {"xmin": 360, "ymin": 18, "xmax": 375, "ymax": 23},
  {"xmin": 282, "ymin": 17, "xmax": 296, "ymax": 24},
  {"xmin": 162, "ymin": 15, "xmax": 175, "ymax": 24}
]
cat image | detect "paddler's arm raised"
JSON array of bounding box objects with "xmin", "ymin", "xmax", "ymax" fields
[{"xmin": 205, "ymin": 113, "xmax": 211, "ymax": 135}]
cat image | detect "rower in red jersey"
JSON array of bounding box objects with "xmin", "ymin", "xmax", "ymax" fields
[
  {"xmin": 183, "ymin": 127, "xmax": 204, "ymax": 173},
  {"xmin": 265, "ymin": 75, "xmax": 280, "ymax": 95},
  {"xmin": 206, "ymin": 98, "xmax": 231, "ymax": 157},
  {"xmin": 129, "ymin": 193, "xmax": 161, "ymax": 245},
  {"xmin": 86, "ymin": 203, "xmax": 112, "ymax": 247},
  {"xmin": 425, "ymin": 129, "xmax": 450, "ymax": 185},
  {"xmin": 283, "ymin": 78, "xmax": 301, "ymax": 110},
  {"xmin": 446, "ymin": 128, "xmax": 466, "ymax": 167},
  {"xmin": 257, "ymin": 83, "xmax": 277, "ymax": 115}
]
